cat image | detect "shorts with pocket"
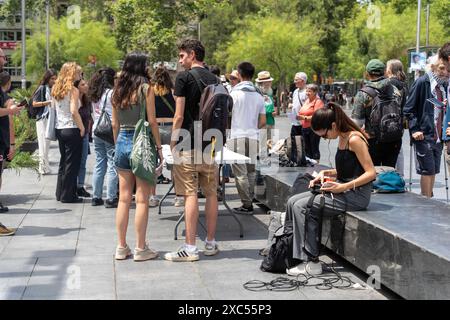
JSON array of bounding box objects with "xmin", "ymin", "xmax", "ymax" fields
[
  {"xmin": 414, "ymin": 139, "xmax": 443, "ymax": 176},
  {"xmin": 172, "ymin": 150, "xmax": 218, "ymax": 197},
  {"xmin": 114, "ymin": 129, "xmax": 134, "ymax": 171}
]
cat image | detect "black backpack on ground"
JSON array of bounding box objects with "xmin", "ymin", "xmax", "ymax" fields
[
  {"xmin": 260, "ymin": 219, "xmax": 301, "ymax": 273},
  {"xmin": 360, "ymin": 85, "xmax": 403, "ymax": 143},
  {"xmin": 260, "ymin": 190, "xmax": 327, "ymax": 273},
  {"xmin": 189, "ymin": 69, "xmax": 233, "ymax": 152}
]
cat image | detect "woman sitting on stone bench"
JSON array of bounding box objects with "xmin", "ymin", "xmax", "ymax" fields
[{"xmin": 285, "ymin": 103, "xmax": 376, "ymax": 276}]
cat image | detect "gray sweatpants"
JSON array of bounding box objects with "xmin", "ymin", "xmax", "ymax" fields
[
  {"xmin": 228, "ymin": 138, "xmax": 258, "ymax": 207},
  {"xmin": 285, "ymin": 183, "xmax": 372, "ymax": 261}
]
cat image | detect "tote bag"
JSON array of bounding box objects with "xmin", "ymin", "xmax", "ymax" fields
[{"xmin": 130, "ymin": 84, "xmax": 157, "ymax": 185}]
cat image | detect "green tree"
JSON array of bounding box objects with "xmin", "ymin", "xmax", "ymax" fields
[
  {"xmin": 11, "ymin": 14, "xmax": 121, "ymax": 80},
  {"xmin": 296, "ymin": 0, "xmax": 357, "ymax": 77},
  {"xmin": 109, "ymin": 0, "xmax": 222, "ymax": 63},
  {"xmin": 219, "ymin": 16, "xmax": 326, "ymax": 91},
  {"xmin": 337, "ymin": 2, "xmax": 448, "ymax": 79}
]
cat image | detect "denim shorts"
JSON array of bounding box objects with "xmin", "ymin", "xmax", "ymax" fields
[
  {"xmin": 414, "ymin": 139, "xmax": 443, "ymax": 176},
  {"xmin": 114, "ymin": 129, "xmax": 135, "ymax": 171}
]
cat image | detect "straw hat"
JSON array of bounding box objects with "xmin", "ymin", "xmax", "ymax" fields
[{"xmin": 255, "ymin": 71, "xmax": 274, "ymax": 83}]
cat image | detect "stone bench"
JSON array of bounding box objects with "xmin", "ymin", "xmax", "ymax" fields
[{"xmin": 255, "ymin": 166, "xmax": 450, "ymax": 300}]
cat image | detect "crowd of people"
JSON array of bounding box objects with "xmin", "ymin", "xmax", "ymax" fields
[{"xmin": 0, "ymin": 39, "xmax": 449, "ymax": 277}]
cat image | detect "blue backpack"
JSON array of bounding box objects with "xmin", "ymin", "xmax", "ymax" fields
[{"xmin": 373, "ymin": 171, "xmax": 405, "ymax": 193}]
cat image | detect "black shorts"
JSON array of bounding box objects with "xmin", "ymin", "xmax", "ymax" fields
[{"xmin": 414, "ymin": 140, "xmax": 443, "ymax": 176}]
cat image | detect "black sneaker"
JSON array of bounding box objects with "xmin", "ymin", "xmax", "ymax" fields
[
  {"xmin": 77, "ymin": 187, "xmax": 91, "ymax": 198},
  {"xmin": 91, "ymin": 198, "xmax": 104, "ymax": 206},
  {"xmin": 61, "ymin": 197, "xmax": 83, "ymax": 203},
  {"xmin": 0, "ymin": 202, "xmax": 9, "ymax": 213},
  {"xmin": 233, "ymin": 205, "xmax": 254, "ymax": 215},
  {"xmin": 105, "ymin": 198, "xmax": 118, "ymax": 208}
]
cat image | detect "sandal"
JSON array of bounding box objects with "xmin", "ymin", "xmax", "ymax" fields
[{"xmin": 157, "ymin": 175, "xmax": 171, "ymax": 184}]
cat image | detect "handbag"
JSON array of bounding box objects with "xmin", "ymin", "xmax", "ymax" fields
[
  {"xmin": 45, "ymin": 101, "xmax": 56, "ymax": 141},
  {"xmin": 130, "ymin": 84, "xmax": 158, "ymax": 185},
  {"xmin": 93, "ymin": 90, "xmax": 114, "ymax": 144}
]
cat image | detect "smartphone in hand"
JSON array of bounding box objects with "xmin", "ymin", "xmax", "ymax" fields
[
  {"xmin": 17, "ymin": 99, "xmax": 28, "ymax": 107},
  {"xmin": 427, "ymin": 98, "xmax": 445, "ymax": 108}
]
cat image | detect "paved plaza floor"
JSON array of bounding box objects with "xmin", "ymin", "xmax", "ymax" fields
[{"xmin": 1, "ymin": 113, "xmax": 435, "ymax": 300}]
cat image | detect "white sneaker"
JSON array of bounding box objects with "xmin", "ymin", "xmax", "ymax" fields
[
  {"xmin": 173, "ymin": 197, "xmax": 184, "ymax": 207},
  {"xmin": 115, "ymin": 244, "xmax": 132, "ymax": 260},
  {"xmin": 204, "ymin": 241, "xmax": 219, "ymax": 256},
  {"xmin": 134, "ymin": 245, "xmax": 159, "ymax": 261},
  {"xmin": 149, "ymin": 196, "xmax": 160, "ymax": 207},
  {"xmin": 286, "ymin": 261, "xmax": 323, "ymax": 276},
  {"xmin": 164, "ymin": 245, "xmax": 199, "ymax": 262}
]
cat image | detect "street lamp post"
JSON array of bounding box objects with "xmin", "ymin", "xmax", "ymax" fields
[
  {"xmin": 46, "ymin": 0, "xmax": 50, "ymax": 69},
  {"xmin": 415, "ymin": 0, "xmax": 421, "ymax": 81},
  {"xmin": 21, "ymin": 0, "xmax": 26, "ymax": 89}
]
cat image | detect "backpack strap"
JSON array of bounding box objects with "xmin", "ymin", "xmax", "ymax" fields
[{"xmin": 359, "ymin": 86, "xmax": 378, "ymax": 98}]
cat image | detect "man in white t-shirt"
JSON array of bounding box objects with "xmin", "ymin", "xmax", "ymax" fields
[
  {"xmin": 290, "ymin": 72, "xmax": 307, "ymax": 162},
  {"xmin": 228, "ymin": 62, "xmax": 266, "ymax": 214}
]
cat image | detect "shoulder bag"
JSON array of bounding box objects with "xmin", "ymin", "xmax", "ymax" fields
[{"xmin": 93, "ymin": 90, "xmax": 114, "ymax": 144}]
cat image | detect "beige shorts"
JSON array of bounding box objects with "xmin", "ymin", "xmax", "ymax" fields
[{"xmin": 172, "ymin": 151, "xmax": 218, "ymax": 197}]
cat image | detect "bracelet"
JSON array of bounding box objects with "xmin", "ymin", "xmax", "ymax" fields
[
  {"xmin": 10, "ymin": 143, "xmax": 15, "ymax": 146},
  {"xmin": 156, "ymin": 146, "xmax": 162, "ymax": 150},
  {"xmin": 353, "ymin": 181, "xmax": 356, "ymax": 190}
]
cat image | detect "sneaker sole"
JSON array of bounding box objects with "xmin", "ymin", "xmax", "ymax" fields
[
  {"xmin": 134, "ymin": 253, "xmax": 159, "ymax": 262},
  {"xmin": 0, "ymin": 228, "xmax": 16, "ymax": 236},
  {"xmin": 164, "ymin": 255, "xmax": 199, "ymax": 262},
  {"xmin": 115, "ymin": 252, "xmax": 132, "ymax": 260},
  {"xmin": 203, "ymin": 249, "xmax": 219, "ymax": 256}
]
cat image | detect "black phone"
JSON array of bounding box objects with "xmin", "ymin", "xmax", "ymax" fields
[{"xmin": 17, "ymin": 99, "xmax": 28, "ymax": 107}]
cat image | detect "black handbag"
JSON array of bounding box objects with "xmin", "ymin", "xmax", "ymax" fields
[{"xmin": 94, "ymin": 90, "xmax": 114, "ymax": 144}]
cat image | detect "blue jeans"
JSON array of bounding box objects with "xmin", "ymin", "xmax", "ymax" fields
[
  {"xmin": 77, "ymin": 135, "xmax": 89, "ymax": 188},
  {"xmin": 92, "ymin": 136, "xmax": 118, "ymax": 200},
  {"xmin": 113, "ymin": 129, "xmax": 134, "ymax": 171}
]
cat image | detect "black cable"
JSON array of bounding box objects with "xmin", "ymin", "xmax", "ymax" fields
[{"xmin": 243, "ymin": 260, "xmax": 358, "ymax": 292}]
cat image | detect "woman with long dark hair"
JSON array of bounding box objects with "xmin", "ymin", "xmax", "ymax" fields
[
  {"xmin": 149, "ymin": 66, "xmax": 176, "ymax": 207},
  {"xmin": 52, "ymin": 62, "xmax": 84, "ymax": 203},
  {"xmin": 74, "ymin": 79, "xmax": 92, "ymax": 197},
  {"xmin": 32, "ymin": 69, "xmax": 57, "ymax": 175},
  {"xmin": 89, "ymin": 68, "xmax": 118, "ymax": 208},
  {"xmin": 285, "ymin": 103, "xmax": 376, "ymax": 276},
  {"xmin": 112, "ymin": 52, "xmax": 163, "ymax": 261}
]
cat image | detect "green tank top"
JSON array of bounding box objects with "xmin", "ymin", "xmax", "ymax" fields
[{"xmin": 117, "ymin": 84, "xmax": 148, "ymax": 128}]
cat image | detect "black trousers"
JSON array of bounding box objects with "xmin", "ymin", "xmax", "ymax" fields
[
  {"xmin": 56, "ymin": 128, "xmax": 82, "ymax": 202},
  {"xmin": 302, "ymin": 127, "xmax": 321, "ymax": 160},
  {"xmin": 290, "ymin": 125, "xmax": 303, "ymax": 163},
  {"xmin": 368, "ymin": 138, "xmax": 402, "ymax": 167}
]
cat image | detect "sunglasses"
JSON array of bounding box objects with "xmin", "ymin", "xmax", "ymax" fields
[{"xmin": 229, "ymin": 76, "xmax": 238, "ymax": 81}]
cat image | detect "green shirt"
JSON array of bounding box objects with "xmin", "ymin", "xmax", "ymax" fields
[{"xmin": 265, "ymin": 94, "xmax": 275, "ymax": 126}]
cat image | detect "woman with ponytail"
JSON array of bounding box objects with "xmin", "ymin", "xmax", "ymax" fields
[{"xmin": 284, "ymin": 103, "xmax": 376, "ymax": 276}]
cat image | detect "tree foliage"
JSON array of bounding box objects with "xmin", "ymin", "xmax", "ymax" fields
[
  {"xmin": 109, "ymin": 0, "xmax": 223, "ymax": 63},
  {"xmin": 220, "ymin": 16, "xmax": 326, "ymax": 90},
  {"xmin": 11, "ymin": 14, "xmax": 121, "ymax": 80},
  {"xmin": 337, "ymin": 1, "xmax": 448, "ymax": 79}
]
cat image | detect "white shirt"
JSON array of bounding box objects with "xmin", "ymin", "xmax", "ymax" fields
[
  {"xmin": 55, "ymin": 92, "xmax": 77, "ymax": 129},
  {"xmin": 229, "ymin": 81, "xmax": 265, "ymax": 140},
  {"xmin": 291, "ymin": 88, "xmax": 307, "ymax": 126},
  {"xmin": 92, "ymin": 89, "xmax": 113, "ymax": 133}
]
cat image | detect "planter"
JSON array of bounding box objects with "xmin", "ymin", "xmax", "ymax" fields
[{"xmin": 19, "ymin": 141, "xmax": 39, "ymax": 154}]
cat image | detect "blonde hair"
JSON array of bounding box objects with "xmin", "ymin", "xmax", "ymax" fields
[
  {"xmin": 153, "ymin": 84, "xmax": 170, "ymax": 96},
  {"xmin": 52, "ymin": 62, "xmax": 82, "ymax": 101}
]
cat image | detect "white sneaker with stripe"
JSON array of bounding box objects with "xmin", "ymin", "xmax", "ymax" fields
[{"xmin": 164, "ymin": 245, "xmax": 199, "ymax": 262}]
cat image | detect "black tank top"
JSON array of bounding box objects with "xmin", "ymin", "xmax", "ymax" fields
[
  {"xmin": 155, "ymin": 93, "xmax": 176, "ymax": 118},
  {"xmin": 335, "ymin": 133, "xmax": 367, "ymax": 182}
]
